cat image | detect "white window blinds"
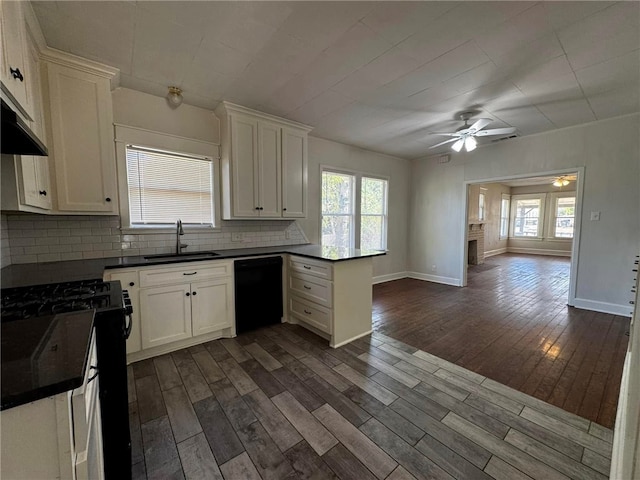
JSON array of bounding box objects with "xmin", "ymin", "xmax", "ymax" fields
[{"xmin": 126, "ymin": 146, "xmax": 213, "ymax": 225}]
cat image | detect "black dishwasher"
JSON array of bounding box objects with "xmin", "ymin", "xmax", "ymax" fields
[{"xmin": 234, "ymin": 256, "xmax": 283, "ymax": 334}]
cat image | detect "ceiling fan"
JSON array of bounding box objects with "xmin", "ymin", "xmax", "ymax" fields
[{"xmin": 429, "ymin": 112, "xmax": 517, "ymax": 152}]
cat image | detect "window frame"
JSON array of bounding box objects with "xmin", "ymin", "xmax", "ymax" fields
[
  {"xmin": 360, "ymin": 175, "xmax": 389, "ymax": 251},
  {"xmin": 548, "ymin": 192, "xmax": 576, "ymax": 240},
  {"xmin": 499, "ymin": 194, "xmax": 511, "ymax": 239},
  {"xmin": 320, "ymin": 166, "xmax": 389, "ymax": 251},
  {"xmin": 509, "ymin": 193, "xmax": 546, "ymax": 239},
  {"xmin": 321, "ymin": 169, "xmax": 356, "ymax": 250},
  {"xmin": 115, "ymin": 124, "xmax": 221, "ymax": 234}
]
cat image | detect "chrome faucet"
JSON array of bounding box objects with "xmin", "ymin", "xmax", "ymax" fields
[{"xmin": 176, "ymin": 219, "xmax": 188, "ymax": 255}]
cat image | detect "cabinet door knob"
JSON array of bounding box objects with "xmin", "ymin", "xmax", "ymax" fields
[
  {"xmin": 39, "ymin": 190, "xmax": 47, "ymax": 196},
  {"xmin": 9, "ymin": 67, "xmax": 23, "ymax": 82},
  {"xmin": 192, "ymin": 291, "xmax": 197, "ymax": 296},
  {"xmin": 630, "ymin": 300, "xmax": 635, "ymax": 305},
  {"xmin": 105, "ymin": 197, "xmax": 112, "ymax": 202},
  {"xmin": 304, "ymin": 309, "xmax": 312, "ymax": 314},
  {"xmin": 186, "ymin": 292, "xmax": 190, "ymax": 296},
  {"xmin": 283, "ymin": 208, "xmax": 287, "ymax": 211},
  {"xmin": 129, "ymin": 282, "xmax": 135, "ymax": 287},
  {"xmin": 255, "ymin": 207, "xmax": 260, "ymax": 210}
]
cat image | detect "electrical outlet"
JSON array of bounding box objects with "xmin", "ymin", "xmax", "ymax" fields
[
  {"xmin": 431, "ymin": 264, "xmax": 437, "ymax": 272},
  {"xmin": 231, "ymin": 232, "xmax": 243, "ymax": 242},
  {"xmin": 590, "ymin": 211, "xmax": 601, "ymax": 221}
]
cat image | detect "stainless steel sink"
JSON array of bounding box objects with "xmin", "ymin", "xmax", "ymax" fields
[{"xmin": 144, "ymin": 252, "xmax": 220, "ymax": 261}]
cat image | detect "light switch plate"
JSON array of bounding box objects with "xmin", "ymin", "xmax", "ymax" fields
[{"xmin": 590, "ymin": 211, "xmax": 601, "ymax": 221}]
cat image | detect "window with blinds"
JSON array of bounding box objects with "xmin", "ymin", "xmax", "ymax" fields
[{"xmin": 126, "ymin": 145, "xmax": 214, "ymax": 226}]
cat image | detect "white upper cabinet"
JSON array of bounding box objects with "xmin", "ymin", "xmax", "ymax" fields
[
  {"xmin": 216, "ymin": 102, "xmax": 312, "ymax": 220},
  {"xmin": 0, "ymin": 0, "xmax": 33, "ymax": 120},
  {"xmin": 43, "ymin": 56, "xmax": 119, "ymax": 214}
]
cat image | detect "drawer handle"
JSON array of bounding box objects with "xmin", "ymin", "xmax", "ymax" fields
[
  {"xmin": 39, "ymin": 190, "xmax": 47, "ymax": 196},
  {"xmin": 88, "ymin": 366, "xmax": 99, "ymax": 383},
  {"xmin": 183, "ymin": 272, "xmax": 197, "ymax": 275},
  {"xmin": 303, "ymin": 265, "xmax": 311, "ymax": 270},
  {"xmin": 303, "ymin": 285, "xmax": 311, "ymax": 290},
  {"xmin": 304, "ymin": 309, "xmax": 312, "ymax": 314},
  {"xmin": 10, "ymin": 67, "xmax": 24, "ymax": 82}
]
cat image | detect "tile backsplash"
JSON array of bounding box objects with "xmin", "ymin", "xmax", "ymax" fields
[{"xmin": 3, "ymin": 214, "xmax": 308, "ymax": 264}]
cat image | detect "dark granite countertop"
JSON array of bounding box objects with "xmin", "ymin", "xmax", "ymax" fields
[
  {"xmin": 1, "ymin": 310, "xmax": 95, "ymax": 410},
  {"xmin": 1, "ymin": 244, "xmax": 386, "ymax": 288}
]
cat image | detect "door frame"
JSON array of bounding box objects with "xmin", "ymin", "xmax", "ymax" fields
[{"xmin": 459, "ymin": 166, "xmax": 585, "ymax": 307}]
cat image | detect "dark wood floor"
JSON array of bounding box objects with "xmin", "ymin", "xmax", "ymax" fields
[
  {"xmin": 128, "ymin": 323, "xmax": 612, "ymax": 480},
  {"xmin": 372, "ymin": 254, "xmax": 629, "ymax": 428}
]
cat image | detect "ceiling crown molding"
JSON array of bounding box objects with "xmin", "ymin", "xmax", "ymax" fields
[
  {"xmin": 215, "ymin": 101, "xmax": 313, "ymax": 132},
  {"xmin": 40, "ymin": 47, "xmax": 120, "ymax": 87}
]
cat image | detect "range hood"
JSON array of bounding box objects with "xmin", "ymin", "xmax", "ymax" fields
[{"xmin": 1, "ymin": 98, "xmax": 48, "ymax": 156}]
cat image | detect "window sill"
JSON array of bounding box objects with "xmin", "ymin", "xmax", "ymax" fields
[{"xmin": 121, "ymin": 225, "xmax": 221, "ymax": 235}]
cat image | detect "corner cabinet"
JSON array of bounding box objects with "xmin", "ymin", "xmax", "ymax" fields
[
  {"xmin": 215, "ymin": 102, "xmax": 311, "ymax": 219},
  {"xmin": 42, "ymin": 54, "xmax": 119, "ymax": 214}
]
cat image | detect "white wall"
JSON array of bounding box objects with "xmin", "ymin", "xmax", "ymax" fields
[
  {"xmin": 409, "ymin": 113, "xmax": 640, "ymax": 312},
  {"xmin": 298, "ymin": 137, "xmax": 410, "ymax": 280}
]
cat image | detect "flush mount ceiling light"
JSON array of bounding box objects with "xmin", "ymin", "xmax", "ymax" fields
[
  {"xmin": 553, "ymin": 176, "xmax": 570, "ymax": 187},
  {"xmin": 429, "ymin": 112, "xmax": 517, "ymax": 153},
  {"xmin": 167, "ymin": 86, "xmax": 183, "ymax": 108}
]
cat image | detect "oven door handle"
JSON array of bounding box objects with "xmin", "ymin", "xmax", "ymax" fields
[{"xmin": 124, "ymin": 313, "xmax": 133, "ymax": 339}]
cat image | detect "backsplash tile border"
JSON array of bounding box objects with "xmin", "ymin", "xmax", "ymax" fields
[{"xmin": 4, "ymin": 214, "xmax": 308, "ymax": 264}]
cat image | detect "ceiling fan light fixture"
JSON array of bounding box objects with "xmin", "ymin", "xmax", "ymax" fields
[
  {"xmin": 464, "ymin": 136, "xmax": 477, "ymax": 152},
  {"xmin": 167, "ymin": 86, "xmax": 183, "ymax": 108},
  {"xmin": 553, "ymin": 177, "xmax": 570, "ymax": 187},
  {"xmin": 452, "ymin": 138, "xmax": 464, "ymax": 152}
]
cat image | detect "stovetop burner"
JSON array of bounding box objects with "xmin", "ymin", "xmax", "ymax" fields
[{"xmin": 1, "ymin": 279, "xmax": 114, "ymax": 322}]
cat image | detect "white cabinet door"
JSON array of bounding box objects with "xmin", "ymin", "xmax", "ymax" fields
[
  {"xmin": 46, "ymin": 62, "xmax": 117, "ymax": 213},
  {"xmin": 231, "ymin": 115, "xmax": 259, "ymax": 217},
  {"xmin": 282, "ymin": 128, "xmax": 307, "ymax": 218},
  {"xmin": 191, "ymin": 278, "xmax": 234, "ymax": 337},
  {"xmin": 140, "ymin": 284, "xmax": 192, "ymax": 349},
  {"xmin": 0, "ymin": 1, "xmax": 32, "ymax": 120},
  {"xmin": 257, "ymin": 121, "xmax": 281, "ymax": 217}
]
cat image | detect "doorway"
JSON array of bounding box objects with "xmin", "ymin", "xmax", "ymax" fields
[{"xmin": 461, "ymin": 168, "xmax": 583, "ymax": 306}]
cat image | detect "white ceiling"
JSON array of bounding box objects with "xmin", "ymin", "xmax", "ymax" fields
[{"xmin": 32, "ymin": 1, "xmax": 640, "ymax": 159}]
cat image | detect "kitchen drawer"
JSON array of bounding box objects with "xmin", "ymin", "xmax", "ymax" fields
[
  {"xmin": 139, "ymin": 261, "xmax": 232, "ymax": 287},
  {"xmin": 289, "ymin": 272, "xmax": 332, "ymax": 308},
  {"xmin": 289, "ymin": 294, "xmax": 331, "ymax": 334},
  {"xmin": 289, "ymin": 255, "xmax": 333, "ymax": 280},
  {"xmin": 106, "ymin": 270, "xmax": 138, "ymax": 289}
]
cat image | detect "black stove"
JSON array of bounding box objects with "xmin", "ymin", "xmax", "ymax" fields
[{"xmin": 0, "ymin": 278, "xmax": 132, "ymax": 480}]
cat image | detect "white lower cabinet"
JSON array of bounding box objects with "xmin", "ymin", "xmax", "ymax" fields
[{"xmin": 105, "ymin": 260, "xmax": 235, "ymax": 361}]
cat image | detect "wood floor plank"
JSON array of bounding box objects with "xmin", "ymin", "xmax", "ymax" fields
[
  {"xmin": 483, "ymin": 457, "xmax": 534, "ymax": 480},
  {"xmin": 358, "ymin": 417, "xmax": 451, "ymax": 480},
  {"xmin": 132, "ymin": 358, "xmax": 156, "ymax": 379},
  {"xmin": 394, "ymin": 361, "xmax": 469, "ymax": 401},
  {"xmin": 204, "ymin": 340, "xmax": 232, "ymax": 362},
  {"xmin": 386, "ymin": 466, "xmax": 418, "ymax": 480},
  {"xmin": 191, "ymin": 350, "xmax": 225, "ymax": 384},
  {"xmin": 175, "ymin": 357, "xmax": 213, "ymax": 403},
  {"xmin": 219, "ymin": 452, "xmax": 262, "ymax": 480},
  {"xmin": 193, "ymin": 396, "xmax": 244, "ymax": 465},
  {"xmin": 329, "ymin": 347, "xmax": 381, "ymax": 377},
  {"xmin": 239, "ymin": 358, "xmax": 286, "ymax": 397},
  {"xmin": 519, "ymin": 407, "xmax": 612, "ymax": 459},
  {"xmin": 333, "ymin": 363, "xmax": 398, "ymax": 406},
  {"xmin": 300, "ymin": 354, "xmax": 352, "ymax": 392},
  {"xmin": 210, "ymin": 378, "xmax": 257, "ymax": 431},
  {"xmin": 270, "ymin": 334, "xmax": 309, "ymax": 359},
  {"xmin": 322, "ymin": 444, "xmax": 377, "ymax": 480},
  {"xmin": 162, "ymin": 385, "xmax": 202, "ymax": 443},
  {"xmin": 136, "ymin": 374, "xmax": 167, "ymax": 423},
  {"xmin": 177, "ymin": 432, "xmax": 223, "ymax": 480},
  {"xmin": 218, "ymin": 357, "xmax": 259, "ymax": 395},
  {"xmin": 464, "ymin": 393, "xmax": 584, "ymax": 461},
  {"xmin": 390, "ymin": 399, "xmax": 492, "ymax": 470},
  {"xmin": 286, "ymin": 358, "xmax": 317, "ymax": 381},
  {"xmin": 504, "ymin": 429, "xmax": 606, "ymax": 480},
  {"xmin": 587, "ymin": 422, "xmax": 613, "ymax": 444},
  {"xmin": 314, "ymin": 404, "xmax": 397, "ymax": 480},
  {"xmin": 132, "ymin": 461, "xmax": 146, "ymax": 480},
  {"xmin": 442, "ymin": 412, "xmax": 570, "ymax": 480},
  {"xmin": 272, "ymin": 391, "xmax": 337, "ymax": 456},
  {"xmin": 358, "ymin": 353, "xmax": 420, "ymax": 387},
  {"xmin": 581, "ymin": 449, "xmax": 611, "ymax": 477},
  {"xmin": 305, "ymin": 375, "xmax": 371, "ymax": 427},
  {"xmin": 235, "ymin": 420, "xmax": 296, "ymax": 480},
  {"xmin": 153, "ymin": 354, "xmax": 183, "ymax": 391},
  {"xmin": 372, "ymin": 332, "xmax": 418, "ymax": 353},
  {"xmin": 272, "ymin": 366, "xmax": 325, "ymax": 411},
  {"xmin": 413, "ymin": 349, "xmax": 486, "ymax": 384},
  {"xmin": 127, "ymin": 365, "xmax": 137, "ymax": 403},
  {"xmin": 377, "ymin": 343, "xmax": 440, "ymax": 373},
  {"xmin": 220, "ymin": 338, "xmax": 252, "ymax": 362},
  {"xmin": 244, "ymin": 388, "xmax": 303, "ymax": 452},
  {"xmin": 129, "ymin": 402, "xmax": 144, "ymax": 465},
  {"xmin": 283, "ymin": 440, "xmax": 339, "ymax": 480},
  {"xmin": 343, "ymin": 386, "xmax": 426, "ymax": 446},
  {"xmin": 141, "ymin": 416, "xmax": 184, "ymax": 480},
  {"xmin": 244, "ymin": 342, "xmax": 284, "ymax": 371}
]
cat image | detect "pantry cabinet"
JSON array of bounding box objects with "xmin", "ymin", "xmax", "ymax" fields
[
  {"xmin": 42, "ymin": 54, "xmax": 119, "ymax": 214},
  {"xmin": 216, "ymin": 102, "xmax": 311, "ymax": 220}
]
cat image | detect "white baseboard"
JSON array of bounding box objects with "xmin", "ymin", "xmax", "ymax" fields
[
  {"xmin": 572, "ymin": 298, "xmax": 632, "ymax": 317},
  {"xmin": 372, "ymin": 271, "xmax": 408, "ymax": 284},
  {"xmin": 331, "ymin": 329, "xmax": 374, "ymax": 348},
  {"xmin": 484, "ymin": 247, "xmax": 508, "ymax": 258},
  {"xmin": 407, "ymin": 271, "xmax": 461, "ymax": 287},
  {"xmin": 507, "ymin": 247, "xmax": 571, "ymax": 257}
]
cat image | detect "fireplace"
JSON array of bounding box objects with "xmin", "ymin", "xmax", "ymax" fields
[{"xmin": 468, "ymin": 223, "xmax": 485, "ymax": 265}]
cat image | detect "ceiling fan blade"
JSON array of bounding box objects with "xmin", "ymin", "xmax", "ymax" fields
[
  {"xmin": 429, "ymin": 138, "xmax": 459, "ymax": 149},
  {"xmin": 468, "ymin": 118, "xmax": 492, "ymax": 133},
  {"xmin": 428, "ymin": 132, "xmax": 459, "ymax": 137},
  {"xmin": 474, "ymin": 127, "xmax": 517, "ymax": 137}
]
